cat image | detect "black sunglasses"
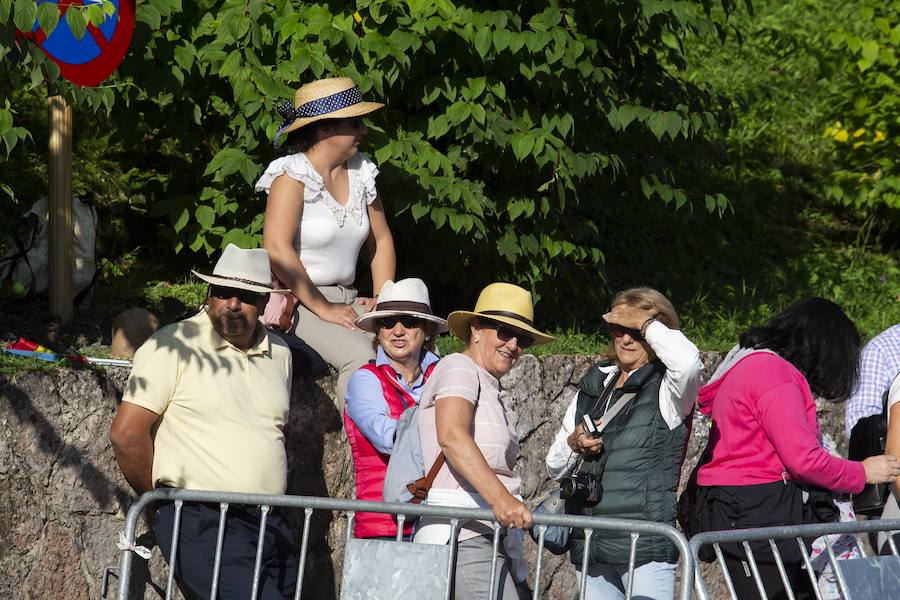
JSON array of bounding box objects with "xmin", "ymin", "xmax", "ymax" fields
[
  {"xmin": 377, "ymin": 315, "xmax": 424, "ymax": 330},
  {"xmin": 480, "ymin": 319, "xmax": 535, "ymax": 349},
  {"xmin": 210, "ymin": 285, "xmax": 266, "ymax": 305},
  {"xmin": 609, "ymin": 323, "xmax": 644, "ymax": 341}
]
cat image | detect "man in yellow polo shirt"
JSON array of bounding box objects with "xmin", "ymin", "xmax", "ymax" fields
[{"xmin": 110, "ymin": 244, "xmax": 296, "ymax": 600}]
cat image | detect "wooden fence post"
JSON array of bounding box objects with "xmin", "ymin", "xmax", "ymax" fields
[{"xmin": 48, "ymin": 94, "xmax": 73, "ymax": 324}]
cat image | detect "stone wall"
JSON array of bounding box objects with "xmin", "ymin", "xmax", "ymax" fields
[{"xmin": 0, "ymin": 352, "xmax": 849, "ymax": 599}]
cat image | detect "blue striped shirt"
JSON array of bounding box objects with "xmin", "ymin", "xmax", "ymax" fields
[{"xmin": 846, "ymin": 325, "xmax": 900, "ymax": 436}]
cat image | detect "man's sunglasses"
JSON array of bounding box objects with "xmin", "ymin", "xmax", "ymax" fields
[
  {"xmin": 609, "ymin": 323, "xmax": 644, "ymax": 341},
  {"xmin": 210, "ymin": 285, "xmax": 266, "ymax": 305},
  {"xmin": 479, "ymin": 319, "xmax": 535, "ymax": 349},
  {"xmin": 376, "ymin": 315, "xmax": 424, "ymax": 330}
]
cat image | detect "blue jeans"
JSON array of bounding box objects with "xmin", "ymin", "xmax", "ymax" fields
[{"xmin": 577, "ymin": 560, "xmax": 676, "ymax": 600}]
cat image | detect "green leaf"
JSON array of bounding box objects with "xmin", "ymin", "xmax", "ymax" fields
[
  {"xmin": 204, "ymin": 148, "xmax": 251, "ymax": 180},
  {"xmin": 474, "ymin": 27, "xmax": 491, "ymax": 58},
  {"xmin": 137, "ymin": 4, "xmax": 161, "ymax": 29},
  {"xmin": 36, "ymin": 3, "xmax": 60, "ymax": 35},
  {"xmin": 172, "ymin": 206, "xmax": 190, "ymax": 233},
  {"xmin": 0, "ymin": 0, "xmax": 12, "ymax": 23},
  {"xmin": 648, "ymin": 113, "xmax": 666, "ymax": 141},
  {"xmin": 0, "ymin": 110, "xmax": 12, "ymax": 133},
  {"xmin": 860, "ymin": 40, "xmax": 879, "ymax": 70},
  {"xmin": 196, "ymin": 205, "xmax": 216, "ymax": 229},
  {"xmin": 102, "ymin": 1, "xmax": 116, "ymax": 17},
  {"xmin": 662, "ymin": 112, "xmax": 682, "ymax": 140},
  {"xmin": 13, "ymin": 0, "xmax": 37, "ymax": 32},
  {"xmin": 65, "ymin": 6, "xmax": 88, "ymax": 40},
  {"xmin": 511, "ymin": 133, "xmax": 534, "ymax": 160},
  {"xmin": 87, "ymin": 3, "xmax": 106, "ymax": 27},
  {"xmin": 617, "ymin": 105, "xmax": 638, "ymax": 130},
  {"xmin": 174, "ymin": 44, "xmax": 194, "ymax": 71},
  {"xmin": 410, "ymin": 202, "xmax": 430, "ymax": 221}
]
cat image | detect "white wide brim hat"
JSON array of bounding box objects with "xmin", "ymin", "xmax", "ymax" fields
[
  {"xmin": 355, "ymin": 278, "xmax": 448, "ymax": 334},
  {"xmin": 192, "ymin": 244, "xmax": 289, "ymax": 295}
]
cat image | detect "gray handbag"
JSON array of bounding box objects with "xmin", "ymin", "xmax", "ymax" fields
[{"xmin": 530, "ymin": 489, "xmax": 570, "ymax": 555}]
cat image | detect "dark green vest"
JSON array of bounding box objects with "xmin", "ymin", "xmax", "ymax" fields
[{"xmin": 568, "ymin": 362, "xmax": 689, "ymax": 567}]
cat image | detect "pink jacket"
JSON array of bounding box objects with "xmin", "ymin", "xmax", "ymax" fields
[{"xmin": 696, "ymin": 351, "xmax": 865, "ymax": 493}]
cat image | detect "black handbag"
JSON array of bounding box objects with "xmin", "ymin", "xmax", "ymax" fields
[{"xmin": 848, "ymin": 390, "xmax": 890, "ymax": 515}]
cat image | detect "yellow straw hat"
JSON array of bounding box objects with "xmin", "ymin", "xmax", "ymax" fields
[
  {"xmin": 447, "ymin": 283, "xmax": 554, "ymax": 345},
  {"xmin": 273, "ymin": 77, "xmax": 383, "ymax": 147}
]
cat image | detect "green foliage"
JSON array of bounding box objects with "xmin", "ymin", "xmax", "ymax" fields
[
  {"xmin": 1, "ymin": 0, "xmax": 740, "ymax": 318},
  {"xmin": 814, "ymin": 0, "xmax": 900, "ymax": 217}
]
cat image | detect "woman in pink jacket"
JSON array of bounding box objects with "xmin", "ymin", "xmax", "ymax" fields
[{"xmin": 694, "ymin": 297, "xmax": 900, "ymax": 599}]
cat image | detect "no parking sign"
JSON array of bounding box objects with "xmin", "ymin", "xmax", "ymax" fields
[{"xmin": 22, "ymin": 0, "xmax": 135, "ymax": 87}]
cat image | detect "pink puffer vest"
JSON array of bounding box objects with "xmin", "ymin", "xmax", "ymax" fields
[{"xmin": 344, "ymin": 361, "xmax": 436, "ymax": 538}]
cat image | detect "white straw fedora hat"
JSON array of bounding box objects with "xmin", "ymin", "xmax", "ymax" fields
[
  {"xmin": 355, "ymin": 278, "xmax": 448, "ymax": 334},
  {"xmin": 273, "ymin": 77, "xmax": 384, "ymax": 147},
  {"xmin": 191, "ymin": 244, "xmax": 289, "ymax": 294},
  {"xmin": 447, "ymin": 282, "xmax": 554, "ymax": 344}
]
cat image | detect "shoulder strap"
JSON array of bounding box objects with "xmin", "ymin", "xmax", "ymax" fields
[{"xmin": 595, "ymin": 391, "xmax": 637, "ymax": 434}]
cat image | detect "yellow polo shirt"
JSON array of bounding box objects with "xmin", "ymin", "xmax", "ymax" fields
[{"xmin": 123, "ymin": 311, "xmax": 292, "ymax": 494}]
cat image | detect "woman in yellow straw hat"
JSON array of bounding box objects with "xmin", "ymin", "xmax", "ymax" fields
[
  {"xmin": 412, "ymin": 282, "xmax": 553, "ymax": 599},
  {"xmin": 256, "ymin": 76, "xmax": 396, "ymax": 406}
]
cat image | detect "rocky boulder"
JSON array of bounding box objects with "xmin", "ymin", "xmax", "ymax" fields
[{"xmin": 0, "ymin": 352, "xmax": 850, "ymax": 599}]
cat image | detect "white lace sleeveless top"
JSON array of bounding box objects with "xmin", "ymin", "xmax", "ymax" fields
[{"xmin": 255, "ymin": 152, "xmax": 379, "ymax": 287}]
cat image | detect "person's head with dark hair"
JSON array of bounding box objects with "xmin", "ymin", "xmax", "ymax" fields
[
  {"xmin": 274, "ymin": 120, "xmax": 336, "ymax": 158},
  {"xmin": 738, "ymin": 297, "xmax": 861, "ymax": 401}
]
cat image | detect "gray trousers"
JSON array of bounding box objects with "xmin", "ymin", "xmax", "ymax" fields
[
  {"xmin": 453, "ymin": 535, "xmax": 518, "ymax": 600},
  {"xmin": 293, "ymin": 285, "xmax": 374, "ymax": 409}
]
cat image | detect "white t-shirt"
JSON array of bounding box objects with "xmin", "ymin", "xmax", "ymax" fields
[
  {"xmin": 255, "ymin": 152, "xmax": 379, "ymax": 287},
  {"xmin": 888, "ymin": 373, "xmax": 900, "ymax": 426}
]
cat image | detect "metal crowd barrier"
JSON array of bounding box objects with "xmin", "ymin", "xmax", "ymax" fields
[
  {"xmin": 689, "ymin": 518, "xmax": 900, "ymax": 600},
  {"xmin": 114, "ymin": 488, "xmax": 694, "ymax": 600}
]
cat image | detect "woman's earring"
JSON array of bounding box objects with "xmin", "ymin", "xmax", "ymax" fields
[{"xmin": 425, "ymin": 336, "xmax": 431, "ymax": 341}]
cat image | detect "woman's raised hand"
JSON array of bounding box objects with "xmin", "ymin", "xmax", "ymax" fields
[
  {"xmin": 318, "ymin": 301, "xmax": 360, "ymax": 330},
  {"xmin": 862, "ymin": 454, "xmax": 900, "ymax": 484},
  {"xmin": 602, "ymin": 303, "xmax": 654, "ymax": 330},
  {"xmin": 491, "ymin": 495, "xmax": 533, "ymax": 530}
]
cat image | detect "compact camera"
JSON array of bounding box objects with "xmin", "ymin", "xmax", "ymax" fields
[{"xmin": 559, "ymin": 471, "xmax": 602, "ymax": 504}]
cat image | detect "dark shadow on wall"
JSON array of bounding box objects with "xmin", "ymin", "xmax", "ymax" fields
[
  {"xmin": 284, "ymin": 373, "xmax": 344, "ymax": 600},
  {"xmin": 0, "ymin": 374, "xmax": 130, "ymax": 509}
]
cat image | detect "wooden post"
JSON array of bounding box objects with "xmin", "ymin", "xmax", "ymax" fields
[{"xmin": 48, "ymin": 95, "xmax": 73, "ymax": 323}]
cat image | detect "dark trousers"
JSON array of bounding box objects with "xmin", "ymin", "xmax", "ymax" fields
[
  {"xmin": 153, "ymin": 501, "xmax": 298, "ymax": 600},
  {"xmin": 724, "ymin": 557, "xmax": 816, "ymax": 600}
]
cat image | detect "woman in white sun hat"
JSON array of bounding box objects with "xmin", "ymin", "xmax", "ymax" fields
[
  {"xmin": 414, "ymin": 282, "xmax": 554, "ymax": 599},
  {"xmin": 343, "ymin": 278, "xmax": 448, "ymax": 540},
  {"xmin": 257, "ymin": 76, "xmax": 396, "ymax": 406}
]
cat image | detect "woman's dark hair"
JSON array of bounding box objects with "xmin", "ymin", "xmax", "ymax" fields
[
  {"xmin": 738, "ymin": 297, "xmax": 861, "ymax": 401},
  {"xmin": 275, "ymin": 119, "xmax": 337, "ymax": 157}
]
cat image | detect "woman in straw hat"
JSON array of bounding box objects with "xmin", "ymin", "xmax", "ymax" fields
[
  {"xmin": 343, "ymin": 278, "xmax": 448, "ymax": 540},
  {"xmin": 544, "ymin": 288, "xmax": 702, "ymax": 599},
  {"xmin": 256, "ymin": 76, "xmax": 396, "ymax": 406},
  {"xmin": 413, "ymin": 282, "xmax": 553, "ymax": 599}
]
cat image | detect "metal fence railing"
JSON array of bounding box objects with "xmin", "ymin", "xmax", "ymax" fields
[
  {"xmin": 689, "ymin": 518, "xmax": 900, "ymax": 600},
  {"xmin": 112, "ymin": 488, "xmax": 694, "ymax": 600}
]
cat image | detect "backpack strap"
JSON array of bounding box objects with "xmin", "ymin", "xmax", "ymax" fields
[{"xmin": 408, "ymin": 359, "xmax": 480, "ymax": 504}]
